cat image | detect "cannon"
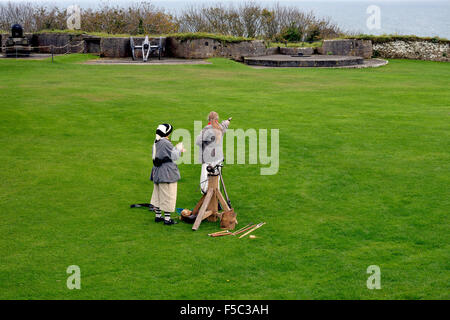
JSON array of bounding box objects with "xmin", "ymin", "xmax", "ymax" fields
[
  {"xmin": 3, "ymin": 24, "xmax": 32, "ymax": 58},
  {"xmin": 130, "ymin": 36, "xmax": 164, "ymax": 62}
]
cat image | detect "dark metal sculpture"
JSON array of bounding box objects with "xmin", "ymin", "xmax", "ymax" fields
[{"xmin": 4, "ymin": 24, "xmax": 32, "ymax": 58}]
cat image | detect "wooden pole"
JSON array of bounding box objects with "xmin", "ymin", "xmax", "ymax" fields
[
  {"xmin": 192, "ymin": 187, "xmax": 214, "ymax": 231},
  {"xmin": 239, "ymin": 222, "xmax": 266, "ymax": 239},
  {"xmin": 232, "ymin": 224, "xmax": 256, "ymax": 236}
]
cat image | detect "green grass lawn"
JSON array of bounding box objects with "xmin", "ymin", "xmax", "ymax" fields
[{"xmin": 0, "ymin": 55, "xmax": 449, "ymax": 299}]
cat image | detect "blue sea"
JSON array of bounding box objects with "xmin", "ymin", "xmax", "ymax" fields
[{"xmin": 4, "ymin": 0, "xmax": 449, "ymax": 38}]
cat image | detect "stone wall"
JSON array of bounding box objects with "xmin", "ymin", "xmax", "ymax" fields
[
  {"xmin": 4, "ymin": 32, "xmax": 450, "ymax": 63},
  {"xmin": 373, "ymin": 40, "xmax": 449, "ymax": 62},
  {"xmin": 99, "ymin": 37, "xmax": 130, "ymax": 58},
  {"xmin": 265, "ymin": 47, "xmax": 279, "ymax": 55},
  {"xmin": 166, "ymin": 38, "xmax": 268, "ymax": 61},
  {"xmin": 320, "ymin": 39, "xmax": 373, "ymax": 59},
  {"xmin": 33, "ymin": 33, "xmax": 85, "ymax": 54},
  {"xmin": 279, "ymin": 47, "xmax": 314, "ymax": 55}
]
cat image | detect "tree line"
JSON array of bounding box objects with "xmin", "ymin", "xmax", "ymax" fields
[{"xmin": 0, "ymin": 1, "xmax": 342, "ymax": 41}]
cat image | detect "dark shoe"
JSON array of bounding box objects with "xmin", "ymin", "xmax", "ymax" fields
[
  {"xmin": 180, "ymin": 214, "xmax": 196, "ymax": 224},
  {"xmin": 155, "ymin": 216, "xmax": 164, "ymax": 223},
  {"xmin": 164, "ymin": 219, "xmax": 178, "ymax": 225}
]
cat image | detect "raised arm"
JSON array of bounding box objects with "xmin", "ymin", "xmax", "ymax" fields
[{"xmin": 220, "ymin": 117, "xmax": 232, "ymax": 132}]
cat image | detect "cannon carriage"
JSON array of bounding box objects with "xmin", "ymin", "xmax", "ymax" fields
[
  {"xmin": 130, "ymin": 36, "xmax": 164, "ymax": 62},
  {"xmin": 3, "ymin": 24, "xmax": 32, "ymax": 58}
]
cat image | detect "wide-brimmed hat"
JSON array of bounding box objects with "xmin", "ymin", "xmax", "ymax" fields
[{"xmin": 156, "ymin": 123, "xmax": 173, "ymax": 137}]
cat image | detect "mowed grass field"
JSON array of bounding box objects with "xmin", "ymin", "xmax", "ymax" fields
[{"xmin": 0, "ymin": 55, "xmax": 449, "ymax": 299}]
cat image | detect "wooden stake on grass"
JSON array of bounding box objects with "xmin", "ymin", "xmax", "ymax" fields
[
  {"xmin": 232, "ymin": 223, "xmax": 256, "ymax": 236},
  {"xmin": 210, "ymin": 231, "xmax": 232, "ymax": 237},
  {"xmin": 208, "ymin": 230, "xmax": 229, "ymax": 236},
  {"xmin": 239, "ymin": 222, "xmax": 266, "ymax": 239}
]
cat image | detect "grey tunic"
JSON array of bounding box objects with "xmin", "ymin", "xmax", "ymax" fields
[
  {"xmin": 150, "ymin": 138, "xmax": 181, "ymax": 183},
  {"xmin": 195, "ymin": 120, "xmax": 230, "ymax": 164}
]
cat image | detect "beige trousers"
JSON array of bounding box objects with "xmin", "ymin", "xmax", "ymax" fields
[{"xmin": 151, "ymin": 182, "xmax": 177, "ymax": 213}]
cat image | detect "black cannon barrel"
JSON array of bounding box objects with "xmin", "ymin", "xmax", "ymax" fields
[{"xmin": 11, "ymin": 24, "xmax": 24, "ymax": 38}]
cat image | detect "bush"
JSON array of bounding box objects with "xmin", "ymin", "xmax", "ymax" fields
[
  {"xmin": 281, "ymin": 24, "xmax": 302, "ymax": 42},
  {"xmin": 169, "ymin": 32, "xmax": 252, "ymax": 42},
  {"xmin": 0, "ymin": 1, "xmax": 176, "ymax": 35},
  {"xmin": 305, "ymin": 25, "xmax": 321, "ymax": 42},
  {"xmin": 0, "ymin": 1, "xmax": 342, "ymax": 41},
  {"xmin": 346, "ymin": 34, "xmax": 450, "ymax": 44}
]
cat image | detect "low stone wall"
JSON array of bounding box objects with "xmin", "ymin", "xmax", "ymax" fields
[
  {"xmin": 4, "ymin": 32, "xmax": 450, "ymax": 63},
  {"xmin": 279, "ymin": 47, "xmax": 314, "ymax": 56},
  {"xmin": 34, "ymin": 33, "xmax": 85, "ymax": 54},
  {"xmin": 265, "ymin": 47, "xmax": 279, "ymax": 55},
  {"xmin": 166, "ymin": 38, "xmax": 267, "ymax": 61},
  {"xmin": 373, "ymin": 40, "xmax": 449, "ymax": 62},
  {"xmin": 320, "ymin": 39, "xmax": 373, "ymax": 59},
  {"xmin": 99, "ymin": 37, "xmax": 130, "ymax": 58}
]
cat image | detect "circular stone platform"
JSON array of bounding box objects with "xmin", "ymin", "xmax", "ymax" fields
[{"xmin": 244, "ymin": 54, "xmax": 365, "ymax": 68}]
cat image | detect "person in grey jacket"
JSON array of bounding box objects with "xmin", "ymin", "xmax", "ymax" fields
[
  {"xmin": 150, "ymin": 123, "xmax": 185, "ymax": 225},
  {"xmin": 195, "ymin": 111, "xmax": 232, "ymax": 194}
]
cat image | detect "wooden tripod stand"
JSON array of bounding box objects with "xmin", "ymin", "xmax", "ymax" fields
[{"xmin": 192, "ymin": 173, "xmax": 231, "ymax": 231}]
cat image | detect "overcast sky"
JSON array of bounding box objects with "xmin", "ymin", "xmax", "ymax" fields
[
  {"xmin": 1, "ymin": 0, "xmax": 447, "ymax": 10},
  {"xmin": 1, "ymin": 0, "xmax": 446, "ymax": 6}
]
